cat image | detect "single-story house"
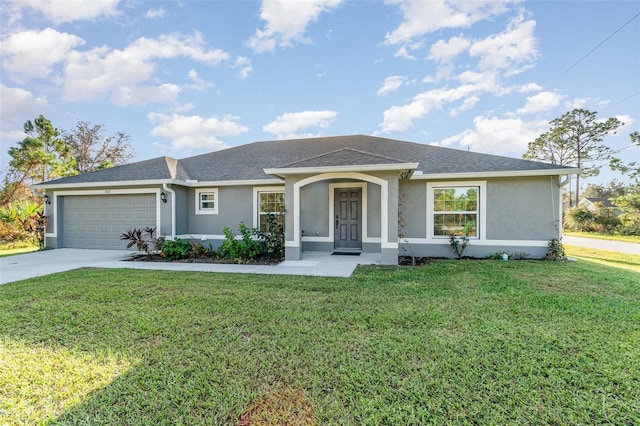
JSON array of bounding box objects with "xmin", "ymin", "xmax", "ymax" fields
[
  {"xmin": 577, "ymin": 197, "xmax": 623, "ymax": 217},
  {"xmin": 34, "ymin": 135, "xmax": 579, "ymax": 264}
]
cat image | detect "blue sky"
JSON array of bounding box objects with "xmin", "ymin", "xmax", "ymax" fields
[{"xmin": 1, "ymin": 0, "xmax": 638, "ymax": 187}]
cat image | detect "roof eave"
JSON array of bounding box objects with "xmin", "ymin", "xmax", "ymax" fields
[
  {"xmin": 31, "ymin": 177, "xmax": 285, "ymax": 190},
  {"xmin": 410, "ymin": 168, "xmax": 581, "ymax": 180},
  {"xmin": 264, "ymin": 163, "xmax": 420, "ymax": 176}
]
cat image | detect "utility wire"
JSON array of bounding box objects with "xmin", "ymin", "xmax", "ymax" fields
[{"xmin": 564, "ymin": 11, "xmax": 640, "ymax": 74}]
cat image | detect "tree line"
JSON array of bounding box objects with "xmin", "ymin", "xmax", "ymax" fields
[
  {"xmin": 523, "ymin": 108, "xmax": 638, "ymax": 236},
  {"xmin": 0, "ymin": 115, "xmax": 134, "ymax": 246},
  {"xmin": 1, "ymin": 115, "xmax": 134, "ymax": 206}
]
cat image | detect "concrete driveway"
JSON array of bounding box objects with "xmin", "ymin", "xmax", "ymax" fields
[
  {"xmin": 1, "ymin": 249, "xmax": 131, "ymax": 285},
  {"xmin": 0, "ymin": 249, "xmax": 372, "ymax": 285}
]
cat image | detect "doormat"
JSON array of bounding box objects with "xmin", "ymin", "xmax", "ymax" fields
[{"xmin": 331, "ymin": 252, "xmax": 361, "ymax": 256}]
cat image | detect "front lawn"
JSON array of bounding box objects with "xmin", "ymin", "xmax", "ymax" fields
[{"xmin": 1, "ymin": 261, "xmax": 638, "ymax": 424}]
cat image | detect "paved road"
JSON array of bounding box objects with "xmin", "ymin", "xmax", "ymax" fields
[{"xmin": 563, "ymin": 236, "xmax": 640, "ymax": 255}]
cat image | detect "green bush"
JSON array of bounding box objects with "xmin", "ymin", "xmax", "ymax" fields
[
  {"xmin": 256, "ymin": 211, "xmax": 285, "ymax": 261},
  {"xmin": 161, "ymin": 238, "xmax": 192, "ymax": 260},
  {"xmin": 216, "ymin": 223, "xmax": 262, "ymax": 264},
  {"xmin": 0, "ymin": 201, "xmax": 45, "ymax": 246},
  {"xmin": 564, "ymin": 207, "xmax": 620, "ymax": 233}
]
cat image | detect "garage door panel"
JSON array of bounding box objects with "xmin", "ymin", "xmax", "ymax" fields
[{"xmin": 63, "ymin": 194, "xmax": 156, "ymax": 249}]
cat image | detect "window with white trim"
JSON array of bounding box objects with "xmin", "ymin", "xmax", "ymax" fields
[
  {"xmin": 428, "ymin": 183, "xmax": 485, "ymax": 239},
  {"xmin": 257, "ymin": 190, "xmax": 284, "ymax": 232},
  {"xmin": 195, "ymin": 188, "xmax": 218, "ymax": 215}
]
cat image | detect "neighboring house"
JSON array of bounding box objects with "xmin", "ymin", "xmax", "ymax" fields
[
  {"xmin": 578, "ymin": 197, "xmax": 623, "ymax": 216},
  {"xmin": 33, "ymin": 135, "xmax": 579, "ymax": 264}
]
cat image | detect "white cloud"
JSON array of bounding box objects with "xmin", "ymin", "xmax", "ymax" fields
[
  {"xmin": 13, "ymin": 0, "xmax": 120, "ymax": 24},
  {"xmin": 429, "ymin": 35, "xmax": 470, "ymax": 63},
  {"xmin": 450, "ymin": 95, "xmax": 479, "ymax": 117},
  {"xmin": 378, "ymin": 84, "xmax": 481, "ymax": 133},
  {"xmin": 233, "ymin": 57, "xmax": 253, "ymax": 80},
  {"xmin": 469, "ymin": 15, "xmax": 538, "ymax": 74},
  {"xmin": 1, "ymin": 28, "xmax": 85, "ymax": 81},
  {"xmin": 147, "ymin": 112, "xmax": 248, "ymax": 151},
  {"xmin": 187, "ymin": 70, "xmax": 214, "ymax": 91},
  {"xmin": 247, "ymin": 0, "xmax": 342, "ymax": 52},
  {"xmin": 110, "ymin": 84, "xmax": 181, "ymax": 106},
  {"xmin": 439, "ymin": 115, "xmax": 548, "ymax": 154},
  {"xmin": 517, "ymin": 91, "xmax": 562, "ymax": 115},
  {"xmin": 0, "ymin": 85, "xmax": 49, "ymax": 158},
  {"xmin": 384, "ymin": 0, "xmax": 516, "ymax": 45},
  {"xmin": 377, "ymin": 76, "xmax": 405, "ymax": 96},
  {"xmin": 263, "ymin": 110, "xmax": 338, "ymax": 139},
  {"xmin": 62, "ymin": 32, "xmax": 230, "ymax": 104},
  {"xmin": 518, "ymin": 82, "xmax": 543, "ymax": 93},
  {"xmin": 145, "ymin": 7, "xmax": 166, "ymax": 19}
]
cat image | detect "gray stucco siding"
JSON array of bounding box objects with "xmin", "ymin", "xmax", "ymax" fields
[
  {"xmin": 399, "ymin": 242, "xmax": 547, "ymax": 259},
  {"xmin": 300, "ymin": 182, "xmax": 329, "ymax": 237},
  {"xmin": 485, "ymin": 177, "xmax": 559, "ymax": 241},
  {"xmin": 398, "ymin": 180, "xmax": 427, "ymax": 239},
  {"xmin": 173, "ymin": 186, "xmax": 189, "ymax": 235},
  {"xmin": 186, "ymin": 186, "xmax": 253, "ymax": 235},
  {"xmin": 367, "ymin": 183, "xmax": 381, "ymax": 238}
]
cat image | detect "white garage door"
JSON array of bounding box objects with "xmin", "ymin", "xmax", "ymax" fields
[{"xmin": 63, "ymin": 194, "xmax": 157, "ymax": 249}]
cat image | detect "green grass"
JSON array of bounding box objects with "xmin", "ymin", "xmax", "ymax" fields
[
  {"xmin": 564, "ymin": 231, "xmax": 640, "ymax": 243},
  {"xmin": 565, "ymin": 244, "xmax": 640, "ymax": 272},
  {"xmin": 1, "ymin": 262, "xmax": 639, "ymax": 425},
  {"xmin": 0, "ymin": 242, "xmax": 39, "ymax": 258}
]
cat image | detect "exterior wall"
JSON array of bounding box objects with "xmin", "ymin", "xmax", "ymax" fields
[
  {"xmin": 300, "ymin": 181, "xmax": 329, "ymax": 238},
  {"xmin": 186, "ymin": 186, "xmax": 253, "ymax": 235},
  {"xmin": 367, "ymin": 183, "xmax": 381, "ymax": 238},
  {"xmin": 399, "ymin": 176, "xmax": 560, "ymax": 259},
  {"xmin": 398, "ymin": 180, "xmax": 426, "ymax": 238},
  {"xmin": 173, "ymin": 186, "xmax": 189, "ymax": 235},
  {"xmin": 486, "ymin": 177, "xmax": 558, "ymax": 241}
]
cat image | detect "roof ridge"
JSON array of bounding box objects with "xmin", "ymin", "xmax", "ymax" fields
[
  {"xmin": 340, "ymin": 147, "xmax": 408, "ymax": 164},
  {"xmin": 278, "ymin": 146, "xmax": 410, "ymax": 168}
]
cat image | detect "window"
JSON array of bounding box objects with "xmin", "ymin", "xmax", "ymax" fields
[
  {"xmin": 427, "ymin": 182, "xmax": 485, "ymax": 239},
  {"xmin": 195, "ymin": 188, "xmax": 218, "ymax": 215},
  {"xmin": 257, "ymin": 190, "xmax": 285, "ymax": 232}
]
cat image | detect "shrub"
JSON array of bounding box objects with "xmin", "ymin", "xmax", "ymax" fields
[
  {"xmin": 0, "ymin": 201, "xmax": 45, "ymax": 246},
  {"xmin": 161, "ymin": 238, "xmax": 192, "ymax": 260},
  {"xmin": 217, "ymin": 223, "xmax": 262, "ymax": 264},
  {"xmin": 545, "ymin": 238, "xmax": 566, "ymax": 261},
  {"xmin": 565, "ymin": 206, "xmax": 620, "ymax": 233},
  {"xmin": 120, "ymin": 227, "xmax": 164, "ymax": 254},
  {"xmin": 449, "ymin": 222, "xmax": 473, "ymax": 259},
  {"xmin": 256, "ymin": 211, "xmax": 285, "ymax": 261}
]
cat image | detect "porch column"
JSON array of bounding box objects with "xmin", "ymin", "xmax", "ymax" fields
[
  {"xmin": 284, "ymin": 176, "xmax": 301, "ymax": 260},
  {"xmin": 382, "ymin": 176, "xmax": 399, "ymax": 265}
]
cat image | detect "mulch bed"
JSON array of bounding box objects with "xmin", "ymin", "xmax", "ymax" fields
[{"xmin": 126, "ymin": 253, "xmax": 280, "ymax": 265}]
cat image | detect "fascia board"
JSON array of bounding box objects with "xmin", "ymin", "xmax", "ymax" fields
[
  {"xmin": 410, "ymin": 168, "xmax": 581, "ymax": 180},
  {"xmin": 32, "ymin": 178, "xmax": 284, "ymax": 190}
]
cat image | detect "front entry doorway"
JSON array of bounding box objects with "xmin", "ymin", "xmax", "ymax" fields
[{"xmin": 334, "ymin": 188, "xmax": 362, "ymax": 251}]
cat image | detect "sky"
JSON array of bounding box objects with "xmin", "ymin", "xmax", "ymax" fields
[{"xmin": 1, "ymin": 0, "xmax": 639, "ymax": 188}]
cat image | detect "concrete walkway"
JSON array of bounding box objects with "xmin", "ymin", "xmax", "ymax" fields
[
  {"xmin": 1, "ymin": 249, "xmax": 380, "ymax": 285},
  {"xmin": 563, "ymin": 236, "xmax": 640, "ymax": 255}
]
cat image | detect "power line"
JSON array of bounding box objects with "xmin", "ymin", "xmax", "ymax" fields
[{"xmin": 564, "ymin": 11, "xmax": 640, "ymax": 74}]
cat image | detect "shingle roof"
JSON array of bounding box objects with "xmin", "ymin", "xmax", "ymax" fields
[{"xmin": 37, "ymin": 134, "xmax": 577, "ymax": 186}]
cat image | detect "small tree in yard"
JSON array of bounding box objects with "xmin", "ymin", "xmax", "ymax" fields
[{"xmin": 524, "ymin": 109, "xmax": 623, "ymax": 207}]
